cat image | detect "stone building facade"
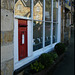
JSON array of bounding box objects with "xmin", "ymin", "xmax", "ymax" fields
[
  {"xmin": 60, "ymin": 0, "xmax": 73, "ymax": 45},
  {"xmin": 1, "ymin": 0, "xmax": 73, "ymax": 75},
  {"xmin": 1, "ymin": 0, "xmax": 14, "ymax": 75}
]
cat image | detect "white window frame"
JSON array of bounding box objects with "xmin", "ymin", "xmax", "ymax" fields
[{"xmin": 14, "ymin": 0, "xmax": 61, "ymax": 71}]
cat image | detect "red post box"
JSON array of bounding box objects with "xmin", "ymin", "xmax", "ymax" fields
[{"xmin": 18, "ymin": 19, "xmax": 28, "ymax": 61}]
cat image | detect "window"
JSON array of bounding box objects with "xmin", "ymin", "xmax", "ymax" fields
[
  {"xmin": 33, "ymin": 0, "xmax": 59, "ymax": 51},
  {"xmin": 53, "ymin": 23, "xmax": 58, "ymax": 43},
  {"xmin": 33, "ymin": 21, "xmax": 43, "ymax": 51},
  {"xmin": 66, "ymin": 13, "xmax": 71, "ymax": 26},
  {"xmin": 53, "ymin": 0, "xmax": 58, "ymax": 22},
  {"xmin": 14, "ymin": 0, "xmax": 60, "ymax": 70},
  {"xmin": 14, "ymin": 0, "xmax": 59, "ymax": 52},
  {"xmin": 33, "ymin": 0, "xmax": 43, "ymax": 51},
  {"xmin": 45, "ymin": 0, "xmax": 52, "ymax": 47},
  {"xmin": 45, "ymin": 22, "xmax": 51, "ymax": 46},
  {"xmin": 45, "ymin": 0, "xmax": 52, "ymax": 21},
  {"xmin": 53, "ymin": 0, "xmax": 58, "ymax": 43},
  {"xmin": 33, "ymin": 0, "xmax": 43, "ymax": 20}
]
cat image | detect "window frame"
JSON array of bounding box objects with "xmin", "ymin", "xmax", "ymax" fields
[
  {"xmin": 32, "ymin": 0, "xmax": 59, "ymax": 51},
  {"xmin": 14, "ymin": 0, "xmax": 61, "ymax": 70},
  {"xmin": 14, "ymin": 0, "xmax": 60, "ymax": 51}
]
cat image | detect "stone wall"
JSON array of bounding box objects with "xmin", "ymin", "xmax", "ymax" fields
[
  {"xmin": 1, "ymin": 59, "xmax": 14, "ymax": 75},
  {"xmin": 1, "ymin": 0, "xmax": 14, "ymax": 75}
]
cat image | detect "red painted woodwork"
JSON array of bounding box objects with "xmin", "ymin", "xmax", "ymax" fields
[{"xmin": 18, "ymin": 19, "xmax": 28, "ymax": 61}]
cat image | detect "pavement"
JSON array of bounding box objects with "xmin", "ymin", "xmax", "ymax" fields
[{"xmin": 52, "ymin": 29, "xmax": 74, "ymax": 75}]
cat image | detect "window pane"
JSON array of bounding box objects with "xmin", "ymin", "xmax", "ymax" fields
[
  {"xmin": 33, "ymin": 21, "xmax": 43, "ymax": 51},
  {"xmin": 45, "ymin": 22, "xmax": 51, "ymax": 46},
  {"xmin": 45, "ymin": 0, "xmax": 52, "ymax": 21},
  {"xmin": 33, "ymin": 0, "xmax": 43, "ymax": 20},
  {"xmin": 53, "ymin": 23, "xmax": 58, "ymax": 43},
  {"xmin": 53, "ymin": 0, "xmax": 58, "ymax": 22},
  {"xmin": 15, "ymin": 0, "xmax": 31, "ymax": 18}
]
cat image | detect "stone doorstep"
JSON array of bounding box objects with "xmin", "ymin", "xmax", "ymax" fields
[{"xmin": 33, "ymin": 53, "xmax": 66, "ymax": 75}]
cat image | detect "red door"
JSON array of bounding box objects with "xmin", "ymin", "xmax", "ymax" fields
[{"xmin": 18, "ymin": 19, "xmax": 27, "ymax": 61}]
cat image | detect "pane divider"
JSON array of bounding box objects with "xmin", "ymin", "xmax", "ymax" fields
[
  {"xmin": 43, "ymin": 0, "xmax": 45, "ymax": 48},
  {"xmin": 51, "ymin": 0, "xmax": 53, "ymax": 45}
]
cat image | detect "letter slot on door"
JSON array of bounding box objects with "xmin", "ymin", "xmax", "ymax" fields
[{"xmin": 18, "ymin": 19, "xmax": 28, "ymax": 61}]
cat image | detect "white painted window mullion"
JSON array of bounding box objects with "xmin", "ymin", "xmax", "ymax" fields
[
  {"xmin": 57, "ymin": 0, "xmax": 61, "ymax": 42},
  {"xmin": 57, "ymin": 0, "xmax": 59, "ymax": 42},
  {"xmin": 32, "ymin": 0, "xmax": 33, "ymax": 52},
  {"xmin": 51, "ymin": 0, "xmax": 53, "ymax": 45},
  {"xmin": 31, "ymin": 0, "xmax": 33, "ymax": 20},
  {"xmin": 43, "ymin": 0, "xmax": 45, "ymax": 48}
]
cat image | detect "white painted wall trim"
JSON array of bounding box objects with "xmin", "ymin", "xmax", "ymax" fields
[
  {"xmin": 14, "ymin": 19, "xmax": 18, "ymax": 66},
  {"xmin": 28, "ymin": 21, "xmax": 33, "ymax": 56}
]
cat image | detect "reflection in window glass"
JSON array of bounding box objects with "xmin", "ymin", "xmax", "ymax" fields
[
  {"xmin": 15, "ymin": 0, "xmax": 31, "ymax": 18},
  {"xmin": 45, "ymin": 22, "xmax": 51, "ymax": 46},
  {"xmin": 45, "ymin": 0, "xmax": 52, "ymax": 21},
  {"xmin": 33, "ymin": 21, "xmax": 43, "ymax": 51},
  {"xmin": 53, "ymin": 23, "xmax": 58, "ymax": 43},
  {"xmin": 33, "ymin": 0, "xmax": 43, "ymax": 20},
  {"xmin": 53, "ymin": 0, "xmax": 58, "ymax": 22}
]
